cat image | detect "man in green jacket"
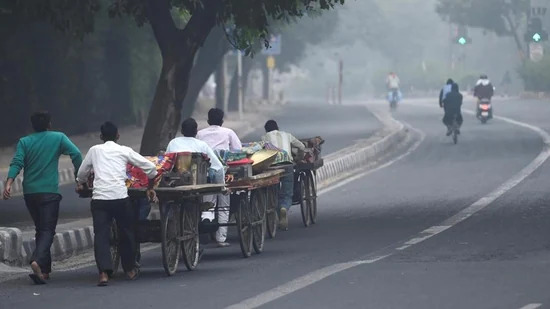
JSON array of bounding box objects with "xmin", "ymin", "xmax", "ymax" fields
[{"xmin": 3, "ymin": 111, "xmax": 82, "ymax": 284}]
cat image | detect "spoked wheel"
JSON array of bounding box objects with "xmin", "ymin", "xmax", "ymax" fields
[
  {"xmin": 251, "ymin": 189, "xmax": 267, "ymax": 254},
  {"xmin": 180, "ymin": 200, "xmax": 200, "ymax": 271},
  {"xmin": 109, "ymin": 219, "xmax": 120, "ymax": 276},
  {"xmin": 306, "ymin": 170, "xmax": 318, "ymax": 224},
  {"xmin": 266, "ymin": 185, "xmax": 279, "ymax": 239},
  {"xmin": 236, "ymin": 192, "xmax": 253, "ymax": 258},
  {"xmin": 161, "ymin": 203, "xmax": 181, "ymax": 276},
  {"xmin": 299, "ymin": 172, "xmax": 312, "ymax": 227}
]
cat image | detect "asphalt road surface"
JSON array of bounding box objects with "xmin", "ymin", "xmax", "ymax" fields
[
  {"xmin": 0, "ymin": 104, "xmax": 380, "ymax": 228},
  {"xmin": 2, "ymin": 98, "xmax": 549, "ymax": 309}
]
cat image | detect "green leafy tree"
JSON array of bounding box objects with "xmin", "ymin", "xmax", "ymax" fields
[
  {"xmin": 435, "ymin": 0, "xmax": 529, "ymax": 58},
  {"xmin": 2, "ymin": 0, "xmax": 345, "ymax": 154}
]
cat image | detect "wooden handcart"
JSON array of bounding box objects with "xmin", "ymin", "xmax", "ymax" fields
[
  {"xmin": 218, "ymin": 169, "xmax": 284, "ymax": 258},
  {"xmin": 108, "ymin": 184, "xmax": 225, "ymax": 276}
]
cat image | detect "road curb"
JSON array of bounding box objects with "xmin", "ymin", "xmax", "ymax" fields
[
  {"xmin": 316, "ymin": 108, "xmax": 409, "ymax": 189},
  {"xmin": 0, "ymin": 228, "xmax": 23, "ymax": 266}
]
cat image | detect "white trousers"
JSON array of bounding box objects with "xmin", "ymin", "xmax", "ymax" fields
[{"xmin": 202, "ymin": 169, "xmax": 229, "ymax": 243}]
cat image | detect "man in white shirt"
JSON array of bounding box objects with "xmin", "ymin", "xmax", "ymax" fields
[
  {"xmin": 262, "ymin": 120, "xmax": 305, "ymax": 230},
  {"xmin": 386, "ymin": 72, "xmax": 402, "ymax": 104},
  {"xmin": 197, "ymin": 108, "xmax": 242, "ymax": 152},
  {"xmin": 166, "ymin": 118, "xmax": 229, "ymax": 247},
  {"xmin": 196, "ymin": 109, "xmax": 240, "ymax": 247},
  {"xmin": 77, "ymin": 122, "xmax": 157, "ymax": 286}
]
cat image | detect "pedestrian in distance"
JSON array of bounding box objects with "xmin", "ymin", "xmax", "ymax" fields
[
  {"xmin": 3, "ymin": 111, "xmax": 83, "ymax": 285},
  {"xmin": 76, "ymin": 121, "xmax": 158, "ymax": 286}
]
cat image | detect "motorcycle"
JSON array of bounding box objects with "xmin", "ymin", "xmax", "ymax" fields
[{"xmin": 477, "ymin": 98, "xmax": 492, "ymax": 124}]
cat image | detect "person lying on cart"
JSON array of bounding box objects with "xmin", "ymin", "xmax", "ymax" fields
[
  {"xmin": 262, "ymin": 120, "xmax": 306, "ymax": 230},
  {"xmin": 76, "ymin": 121, "xmax": 158, "ymax": 287},
  {"xmin": 197, "ymin": 108, "xmax": 241, "ymax": 247},
  {"xmin": 166, "ymin": 118, "xmax": 229, "ymax": 247}
]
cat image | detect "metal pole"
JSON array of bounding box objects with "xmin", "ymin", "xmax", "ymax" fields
[
  {"xmin": 338, "ymin": 59, "xmax": 343, "ymax": 105},
  {"xmin": 237, "ymin": 51, "xmax": 243, "ymax": 119}
]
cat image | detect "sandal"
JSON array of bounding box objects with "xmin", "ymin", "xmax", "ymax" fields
[
  {"xmin": 97, "ymin": 272, "xmax": 109, "ymax": 287},
  {"xmin": 29, "ymin": 262, "xmax": 46, "ymax": 285},
  {"xmin": 127, "ymin": 268, "xmax": 140, "ymax": 281}
]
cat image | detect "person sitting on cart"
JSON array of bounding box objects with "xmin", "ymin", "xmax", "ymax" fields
[
  {"xmin": 197, "ymin": 108, "xmax": 241, "ymax": 247},
  {"xmin": 262, "ymin": 120, "xmax": 306, "ymax": 231},
  {"xmin": 166, "ymin": 118, "xmax": 229, "ymax": 247},
  {"xmin": 76, "ymin": 121, "xmax": 158, "ymax": 287}
]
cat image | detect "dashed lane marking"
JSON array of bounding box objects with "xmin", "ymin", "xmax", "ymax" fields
[{"xmin": 519, "ymin": 304, "xmax": 542, "ymax": 309}]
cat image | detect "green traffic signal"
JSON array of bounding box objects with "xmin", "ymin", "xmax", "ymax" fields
[
  {"xmin": 533, "ymin": 33, "xmax": 542, "ymax": 42},
  {"xmin": 458, "ymin": 37, "xmax": 467, "ymax": 45}
]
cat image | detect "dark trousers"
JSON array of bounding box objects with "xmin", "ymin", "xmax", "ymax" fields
[
  {"xmin": 443, "ymin": 112, "xmax": 463, "ymax": 127},
  {"xmin": 91, "ymin": 198, "xmax": 136, "ymax": 275},
  {"xmin": 24, "ymin": 193, "xmax": 62, "ymax": 274}
]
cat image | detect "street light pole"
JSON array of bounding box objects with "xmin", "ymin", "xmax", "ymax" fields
[
  {"xmin": 338, "ymin": 59, "xmax": 343, "ymax": 105},
  {"xmin": 237, "ymin": 51, "xmax": 243, "ymax": 119}
]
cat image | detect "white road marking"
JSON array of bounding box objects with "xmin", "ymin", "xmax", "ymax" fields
[
  {"xmin": 519, "ymin": 304, "xmax": 542, "ymax": 309},
  {"xmin": 225, "ymin": 255, "xmax": 390, "ymax": 309},
  {"xmin": 226, "ymin": 103, "xmax": 550, "ymax": 309}
]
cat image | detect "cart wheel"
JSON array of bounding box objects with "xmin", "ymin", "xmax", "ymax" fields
[
  {"xmin": 161, "ymin": 203, "xmax": 181, "ymax": 276},
  {"xmin": 109, "ymin": 219, "xmax": 120, "ymax": 276},
  {"xmin": 251, "ymin": 189, "xmax": 267, "ymax": 254},
  {"xmin": 181, "ymin": 201, "xmax": 200, "ymax": 271},
  {"xmin": 299, "ymin": 172, "xmax": 311, "ymax": 227},
  {"xmin": 236, "ymin": 192, "xmax": 253, "ymax": 258},
  {"xmin": 266, "ymin": 185, "xmax": 279, "ymax": 239},
  {"xmin": 307, "ymin": 170, "xmax": 318, "ymax": 224}
]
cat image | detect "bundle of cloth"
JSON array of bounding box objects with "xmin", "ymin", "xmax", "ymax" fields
[
  {"xmin": 126, "ymin": 153, "xmax": 178, "ymax": 188},
  {"xmin": 241, "ymin": 141, "xmax": 292, "ymax": 165}
]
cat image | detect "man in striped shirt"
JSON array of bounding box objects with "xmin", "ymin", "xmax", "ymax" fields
[{"xmin": 262, "ymin": 120, "xmax": 305, "ymax": 230}]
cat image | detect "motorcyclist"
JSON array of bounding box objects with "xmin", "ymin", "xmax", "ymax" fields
[
  {"xmin": 439, "ymin": 78, "xmax": 454, "ymax": 108},
  {"xmin": 474, "ymin": 74, "xmax": 494, "ymax": 118},
  {"xmin": 442, "ymin": 83, "xmax": 464, "ymax": 136},
  {"xmin": 386, "ymin": 72, "xmax": 401, "ymax": 103}
]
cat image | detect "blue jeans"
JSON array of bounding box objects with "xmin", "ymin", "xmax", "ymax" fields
[
  {"xmin": 278, "ymin": 165, "xmax": 294, "ymax": 210},
  {"xmin": 387, "ymin": 89, "xmax": 402, "ymax": 102}
]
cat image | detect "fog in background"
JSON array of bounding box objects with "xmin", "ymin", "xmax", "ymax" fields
[{"xmin": 283, "ymin": 0, "xmax": 523, "ymax": 101}]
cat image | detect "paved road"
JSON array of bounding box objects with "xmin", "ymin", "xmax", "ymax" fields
[
  {"xmin": 0, "ymin": 104, "xmax": 379, "ymax": 228},
  {"xmin": 2, "ymin": 98, "xmax": 549, "ymax": 309}
]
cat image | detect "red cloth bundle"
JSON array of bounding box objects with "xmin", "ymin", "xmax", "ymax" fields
[
  {"xmin": 227, "ymin": 158, "xmax": 254, "ymax": 166},
  {"xmin": 126, "ymin": 153, "xmax": 177, "ymax": 188}
]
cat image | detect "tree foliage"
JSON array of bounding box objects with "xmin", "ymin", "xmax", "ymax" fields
[
  {"xmin": 2, "ymin": 0, "xmax": 345, "ymax": 153},
  {"xmin": 435, "ymin": 0, "xmax": 529, "ymax": 57},
  {"xmin": 435, "ymin": 0, "xmax": 528, "ymax": 36}
]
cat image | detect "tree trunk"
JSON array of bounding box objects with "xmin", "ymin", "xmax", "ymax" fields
[
  {"xmin": 227, "ymin": 57, "xmax": 253, "ymax": 111},
  {"xmin": 504, "ymin": 13, "xmax": 525, "ymax": 61},
  {"xmin": 181, "ymin": 27, "xmax": 230, "ymax": 120},
  {"xmin": 215, "ymin": 57, "xmax": 226, "ymax": 109},
  {"xmin": 262, "ymin": 58, "xmax": 269, "ymax": 101},
  {"xmin": 140, "ymin": 0, "xmax": 220, "ymax": 155}
]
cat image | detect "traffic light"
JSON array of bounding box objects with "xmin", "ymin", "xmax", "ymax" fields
[
  {"xmin": 525, "ymin": 18, "xmax": 548, "ymax": 42},
  {"xmin": 453, "ymin": 25, "xmax": 472, "ymax": 45}
]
